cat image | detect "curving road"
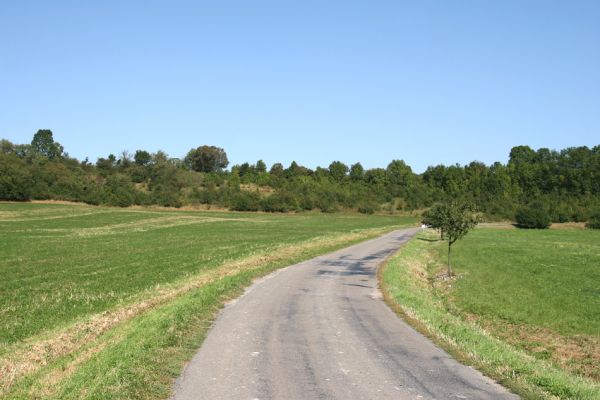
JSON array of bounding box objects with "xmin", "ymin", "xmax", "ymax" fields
[{"xmin": 171, "ymin": 228, "xmax": 518, "ymax": 400}]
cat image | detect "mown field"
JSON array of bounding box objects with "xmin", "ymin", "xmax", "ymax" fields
[
  {"xmin": 382, "ymin": 227, "xmax": 600, "ymax": 400},
  {"xmin": 0, "ymin": 202, "xmax": 415, "ymax": 399}
]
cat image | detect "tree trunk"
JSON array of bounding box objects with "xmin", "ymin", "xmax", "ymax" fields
[{"xmin": 447, "ymin": 241, "xmax": 453, "ymax": 276}]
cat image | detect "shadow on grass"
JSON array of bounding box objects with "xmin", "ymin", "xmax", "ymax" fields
[{"xmin": 417, "ymin": 237, "xmax": 443, "ymax": 242}]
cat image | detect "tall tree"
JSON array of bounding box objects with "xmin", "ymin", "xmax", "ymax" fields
[
  {"xmin": 329, "ymin": 161, "xmax": 349, "ymax": 183},
  {"xmin": 256, "ymin": 160, "xmax": 267, "ymax": 173},
  {"xmin": 269, "ymin": 163, "xmax": 284, "ymax": 178},
  {"xmin": 134, "ymin": 150, "xmax": 152, "ymax": 166},
  {"xmin": 31, "ymin": 129, "xmax": 63, "ymax": 159},
  {"xmin": 386, "ymin": 160, "xmax": 413, "ymax": 197},
  {"xmin": 349, "ymin": 162, "xmax": 364, "ymax": 181},
  {"xmin": 185, "ymin": 146, "xmax": 229, "ymax": 173}
]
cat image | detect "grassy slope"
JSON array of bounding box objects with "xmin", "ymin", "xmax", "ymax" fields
[
  {"xmin": 381, "ymin": 228, "xmax": 600, "ymax": 399},
  {"xmin": 0, "ymin": 202, "xmax": 416, "ymax": 399}
]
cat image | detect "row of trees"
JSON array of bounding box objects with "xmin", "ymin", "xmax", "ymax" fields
[{"xmin": 1, "ymin": 130, "xmax": 599, "ymax": 221}]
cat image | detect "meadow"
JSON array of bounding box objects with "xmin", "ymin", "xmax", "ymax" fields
[
  {"xmin": 381, "ymin": 227, "xmax": 600, "ymax": 399},
  {"xmin": 0, "ymin": 202, "xmax": 415, "ymax": 399}
]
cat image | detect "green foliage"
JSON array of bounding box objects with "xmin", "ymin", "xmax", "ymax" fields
[
  {"xmin": 421, "ymin": 203, "xmax": 446, "ymax": 237},
  {"xmin": 31, "ymin": 129, "xmax": 64, "ymax": 159},
  {"xmin": 269, "ymin": 162, "xmax": 284, "ymax": 177},
  {"xmin": 104, "ymin": 174, "xmax": 137, "ymax": 207},
  {"xmin": 0, "ymin": 139, "xmax": 15, "ymax": 154},
  {"xmin": 230, "ymin": 191, "xmax": 261, "ymax": 211},
  {"xmin": 349, "ymin": 162, "xmax": 364, "ymax": 181},
  {"xmin": 0, "ymin": 153, "xmax": 32, "ymax": 200},
  {"xmin": 256, "ymin": 159, "xmax": 267, "ymax": 173},
  {"xmin": 134, "ymin": 150, "xmax": 152, "ymax": 166},
  {"xmin": 442, "ymin": 202, "xmax": 480, "ymax": 245},
  {"xmin": 586, "ymin": 210, "xmax": 600, "ymax": 229},
  {"xmin": 515, "ymin": 203, "xmax": 552, "ymax": 229},
  {"xmin": 260, "ymin": 191, "xmax": 298, "ymax": 212},
  {"xmin": 328, "ymin": 161, "xmax": 349, "ymax": 182},
  {"xmin": 184, "ymin": 145, "xmax": 229, "ymax": 173},
  {"xmin": 425, "ymin": 201, "xmax": 480, "ymax": 275},
  {"xmin": 1, "ymin": 131, "xmax": 599, "ymax": 218},
  {"xmin": 357, "ymin": 203, "xmax": 376, "ymax": 214}
]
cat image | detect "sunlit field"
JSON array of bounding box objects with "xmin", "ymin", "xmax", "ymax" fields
[
  {"xmin": 382, "ymin": 227, "xmax": 600, "ymax": 399},
  {"xmin": 0, "ymin": 202, "xmax": 415, "ymax": 399}
]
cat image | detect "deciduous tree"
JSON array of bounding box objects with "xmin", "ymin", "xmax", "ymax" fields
[
  {"xmin": 31, "ymin": 129, "xmax": 63, "ymax": 159},
  {"xmin": 134, "ymin": 150, "xmax": 152, "ymax": 166},
  {"xmin": 185, "ymin": 146, "xmax": 229, "ymax": 173},
  {"xmin": 434, "ymin": 202, "xmax": 480, "ymax": 276}
]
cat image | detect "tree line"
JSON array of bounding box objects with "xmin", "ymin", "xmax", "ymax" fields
[{"xmin": 1, "ymin": 130, "xmax": 599, "ymax": 221}]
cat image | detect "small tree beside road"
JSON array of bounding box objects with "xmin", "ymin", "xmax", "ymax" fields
[
  {"xmin": 422, "ymin": 201, "xmax": 480, "ymax": 276},
  {"xmin": 421, "ymin": 203, "xmax": 447, "ymax": 239}
]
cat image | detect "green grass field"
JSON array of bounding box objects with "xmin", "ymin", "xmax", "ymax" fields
[
  {"xmin": 450, "ymin": 228, "xmax": 599, "ymax": 337},
  {"xmin": 382, "ymin": 227, "xmax": 600, "ymax": 399},
  {"xmin": 0, "ymin": 202, "xmax": 415, "ymax": 399}
]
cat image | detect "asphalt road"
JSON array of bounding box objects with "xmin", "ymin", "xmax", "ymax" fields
[{"xmin": 171, "ymin": 228, "xmax": 518, "ymax": 400}]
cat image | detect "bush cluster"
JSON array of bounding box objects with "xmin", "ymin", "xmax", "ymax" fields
[
  {"xmin": 586, "ymin": 211, "xmax": 600, "ymax": 229},
  {"xmin": 515, "ymin": 204, "xmax": 552, "ymax": 229}
]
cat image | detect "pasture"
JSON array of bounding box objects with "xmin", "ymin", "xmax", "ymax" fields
[
  {"xmin": 0, "ymin": 202, "xmax": 414, "ymax": 398},
  {"xmin": 449, "ymin": 228, "xmax": 600, "ymax": 380},
  {"xmin": 382, "ymin": 227, "xmax": 600, "ymax": 399}
]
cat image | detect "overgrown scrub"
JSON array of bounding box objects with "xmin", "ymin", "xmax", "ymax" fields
[{"xmin": 381, "ymin": 230, "xmax": 600, "ymax": 399}]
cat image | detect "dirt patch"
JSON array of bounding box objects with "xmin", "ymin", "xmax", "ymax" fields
[{"xmin": 550, "ymin": 222, "xmax": 587, "ymax": 230}]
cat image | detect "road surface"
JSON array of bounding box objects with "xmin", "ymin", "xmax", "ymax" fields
[{"xmin": 172, "ymin": 228, "xmax": 518, "ymax": 400}]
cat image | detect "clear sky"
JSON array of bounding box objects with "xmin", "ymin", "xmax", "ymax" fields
[{"xmin": 1, "ymin": 1, "xmax": 598, "ymax": 172}]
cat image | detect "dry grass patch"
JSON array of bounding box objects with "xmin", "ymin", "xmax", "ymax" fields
[{"xmin": 479, "ymin": 319, "xmax": 600, "ymax": 381}]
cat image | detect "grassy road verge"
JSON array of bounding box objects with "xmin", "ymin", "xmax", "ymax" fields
[{"xmin": 380, "ymin": 229, "xmax": 600, "ymax": 400}]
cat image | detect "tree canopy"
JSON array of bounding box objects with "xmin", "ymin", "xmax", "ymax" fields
[
  {"xmin": 185, "ymin": 145, "xmax": 229, "ymax": 173},
  {"xmin": 0, "ymin": 131, "xmax": 598, "ymax": 220},
  {"xmin": 31, "ymin": 129, "xmax": 63, "ymax": 159},
  {"xmin": 430, "ymin": 202, "xmax": 480, "ymax": 276}
]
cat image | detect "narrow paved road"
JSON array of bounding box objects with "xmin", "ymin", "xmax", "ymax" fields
[{"xmin": 172, "ymin": 228, "xmax": 518, "ymax": 400}]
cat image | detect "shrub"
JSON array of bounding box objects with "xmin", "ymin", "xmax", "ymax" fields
[
  {"xmin": 230, "ymin": 191, "xmax": 260, "ymax": 211},
  {"xmin": 358, "ymin": 204, "xmax": 376, "ymax": 214},
  {"xmin": 151, "ymin": 186, "xmax": 182, "ymax": 208},
  {"xmin": 103, "ymin": 174, "xmax": 137, "ymax": 207},
  {"xmin": 515, "ymin": 204, "xmax": 551, "ymax": 229},
  {"xmin": 0, "ymin": 153, "xmax": 32, "ymax": 200},
  {"xmin": 260, "ymin": 194, "xmax": 289, "ymax": 213},
  {"xmin": 586, "ymin": 211, "xmax": 600, "ymax": 229}
]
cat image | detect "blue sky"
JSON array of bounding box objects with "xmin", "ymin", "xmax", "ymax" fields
[{"xmin": 1, "ymin": 1, "xmax": 598, "ymax": 172}]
